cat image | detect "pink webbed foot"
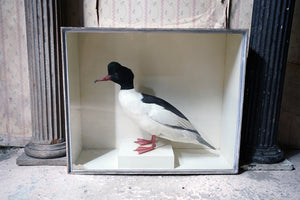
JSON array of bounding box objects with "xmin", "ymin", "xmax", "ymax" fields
[
  {"xmin": 135, "ymin": 145, "xmax": 156, "ymax": 154},
  {"xmin": 134, "ymin": 138, "xmax": 152, "ymax": 145}
]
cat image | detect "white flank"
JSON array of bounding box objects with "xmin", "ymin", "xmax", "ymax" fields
[{"xmin": 118, "ymin": 89, "xmax": 201, "ymax": 144}]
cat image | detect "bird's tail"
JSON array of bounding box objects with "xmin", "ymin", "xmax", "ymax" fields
[{"xmin": 196, "ymin": 135, "xmax": 216, "ymax": 150}]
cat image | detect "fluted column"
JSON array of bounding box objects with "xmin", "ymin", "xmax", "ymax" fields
[
  {"xmin": 241, "ymin": 0, "xmax": 295, "ymax": 163},
  {"xmin": 23, "ymin": 0, "xmax": 65, "ymax": 159}
]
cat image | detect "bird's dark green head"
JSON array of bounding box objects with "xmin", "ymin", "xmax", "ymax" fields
[
  {"xmin": 107, "ymin": 62, "xmax": 121, "ymax": 75},
  {"xmin": 95, "ymin": 62, "xmax": 134, "ymax": 90}
]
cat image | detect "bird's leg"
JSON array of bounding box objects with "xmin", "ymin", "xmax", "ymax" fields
[
  {"xmin": 134, "ymin": 135, "xmax": 155, "ymax": 145},
  {"xmin": 134, "ymin": 135, "xmax": 156, "ymax": 154}
]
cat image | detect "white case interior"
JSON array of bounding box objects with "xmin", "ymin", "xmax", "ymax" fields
[{"xmin": 63, "ymin": 29, "xmax": 247, "ymax": 174}]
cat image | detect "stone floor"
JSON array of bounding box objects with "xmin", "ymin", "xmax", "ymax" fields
[{"xmin": 0, "ymin": 148, "xmax": 299, "ymax": 200}]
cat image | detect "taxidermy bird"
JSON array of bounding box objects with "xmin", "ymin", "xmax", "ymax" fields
[{"xmin": 95, "ymin": 62, "xmax": 215, "ymax": 154}]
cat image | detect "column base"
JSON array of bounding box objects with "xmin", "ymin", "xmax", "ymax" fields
[
  {"xmin": 24, "ymin": 141, "xmax": 66, "ymax": 159},
  {"xmin": 241, "ymin": 159, "xmax": 294, "ymax": 171},
  {"xmin": 250, "ymin": 145, "xmax": 285, "ymax": 164},
  {"xmin": 17, "ymin": 152, "xmax": 66, "ymax": 166}
]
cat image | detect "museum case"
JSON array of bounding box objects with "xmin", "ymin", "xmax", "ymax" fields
[{"xmin": 61, "ymin": 28, "xmax": 247, "ymax": 174}]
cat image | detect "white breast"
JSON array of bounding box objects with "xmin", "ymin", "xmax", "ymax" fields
[
  {"xmin": 118, "ymin": 89, "xmax": 146, "ymax": 116},
  {"xmin": 118, "ymin": 89, "xmax": 162, "ymax": 135}
]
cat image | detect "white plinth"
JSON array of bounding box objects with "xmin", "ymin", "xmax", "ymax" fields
[{"xmin": 118, "ymin": 138, "xmax": 174, "ymax": 169}]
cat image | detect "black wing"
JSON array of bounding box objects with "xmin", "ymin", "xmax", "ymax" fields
[{"xmin": 141, "ymin": 93, "xmax": 189, "ymax": 120}]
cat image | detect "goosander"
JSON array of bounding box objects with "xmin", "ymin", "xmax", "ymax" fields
[{"xmin": 95, "ymin": 62, "xmax": 215, "ymax": 154}]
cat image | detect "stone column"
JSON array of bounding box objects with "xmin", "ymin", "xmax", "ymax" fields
[
  {"xmin": 241, "ymin": 0, "xmax": 296, "ymax": 164},
  {"xmin": 17, "ymin": 0, "xmax": 66, "ymax": 164}
]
